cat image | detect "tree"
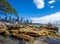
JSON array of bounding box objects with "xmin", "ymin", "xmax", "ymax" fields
[
  {"xmin": 0, "ymin": 0, "xmax": 17, "ymax": 13},
  {"xmin": 0, "ymin": 0, "xmax": 18, "ymax": 21}
]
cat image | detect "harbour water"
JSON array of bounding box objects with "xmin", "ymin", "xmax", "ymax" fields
[{"xmin": 57, "ymin": 26, "xmax": 60, "ymax": 35}]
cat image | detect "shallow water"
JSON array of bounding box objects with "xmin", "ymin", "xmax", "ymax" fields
[
  {"xmin": 0, "ymin": 35, "xmax": 25, "ymax": 44},
  {"xmin": 56, "ymin": 26, "xmax": 60, "ymax": 35},
  {"xmin": 0, "ymin": 35, "xmax": 60, "ymax": 44},
  {"xmin": 58, "ymin": 27, "xmax": 60, "ymax": 35}
]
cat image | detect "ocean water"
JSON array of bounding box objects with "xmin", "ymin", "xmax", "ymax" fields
[{"xmin": 57, "ymin": 26, "xmax": 60, "ymax": 35}]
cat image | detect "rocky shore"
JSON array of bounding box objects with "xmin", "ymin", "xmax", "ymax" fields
[{"xmin": 0, "ymin": 21, "xmax": 60, "ymax": 44}]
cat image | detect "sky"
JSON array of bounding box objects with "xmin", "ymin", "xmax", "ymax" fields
[{"xmin": 7, "ymin": 0, "xmax": 60, "ymax": 23}]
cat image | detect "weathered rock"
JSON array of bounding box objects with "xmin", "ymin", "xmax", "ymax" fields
[{"xmin": 11, "ymin": 33, "xmax": 34, "ymax": 42}]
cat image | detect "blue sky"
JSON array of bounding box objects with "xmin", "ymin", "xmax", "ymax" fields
[{"xmin": 7, "ymin": 0, "xmax": 60, "ymax": 23}]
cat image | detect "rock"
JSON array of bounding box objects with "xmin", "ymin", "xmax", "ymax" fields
[
  {"xmin": 11, "ymin": 30, "xmax": 19, "ymax": 34},
  {"xmin": 4, "ymin": 30, "xmax": 10, "ymax": 36},
  {"xmin": 11, "ymin": 33, "xmax": 34, "ymax": 42},
  {"xmin": 40, "ymin": 24, "xmax": 58, "ymax": 31}
]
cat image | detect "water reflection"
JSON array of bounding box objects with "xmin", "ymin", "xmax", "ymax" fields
[
  {"xmin": 58, "ymin": 27, "xmax": 60, "ymax": 35},
  {"xmin": 19, "ymin": 40, "xmax": 26, "ymax": 44},
  {"xmin": 56, "ymin": 26, "xmax": 60, "ymax": 35}
]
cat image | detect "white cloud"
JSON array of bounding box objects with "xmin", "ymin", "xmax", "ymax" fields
[
  {"xmin": 50, "ymin": 6, "xmax": 54, "ymax": 8},
  {"xmin": 33, "ymin": 0, "xmax": 45, "ymax": 9},
  {"xmin": 48, "ymin": 0, "xmax": 55, "ymax": 4},
  {"xmin": 31, "ymin": 12, "xmax": 60, "ymax": 24}
]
